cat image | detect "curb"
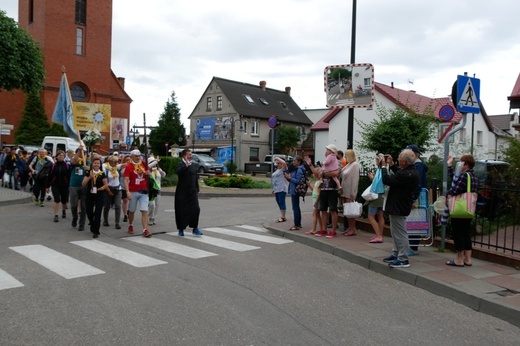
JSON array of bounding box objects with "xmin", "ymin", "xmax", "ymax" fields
[{"xmin": 264, "ymin": 223, "xmax": 520, "ymax": 328}]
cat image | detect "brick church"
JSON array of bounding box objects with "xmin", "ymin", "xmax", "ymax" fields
[{"xmin": 0, "ymin": 0, "xmax": 132, "ymax": 153}]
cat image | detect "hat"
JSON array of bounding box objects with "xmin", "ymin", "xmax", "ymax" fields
[
  {"xmin": 406, "ymin": 144, "xmax": 420, "ymax": 155},
  {"xmin": 147, "ymin": 156, "xmax": 158, "ymax": 168},
  {"xmin": 113, "ymin": 151, "xmax": 119, "ymax": 156},
  {"xmin": 325, "ymin": 144, "xmax": 338, "ymax": 154},
  {"xmin": 130, "ymin": 149, "xmax": 141, "ymax": 156}
]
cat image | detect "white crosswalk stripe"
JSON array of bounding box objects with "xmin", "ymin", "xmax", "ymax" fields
[
  {"xmin": 204, "ymin": 227, "xmax": 293, "ymax": 244},
  {"xmin": 237, "ymin": 225, "xmax": 268, "ymax": 233},
  {"xmin": 71, "ymin": 240, "xmax": 168, "ymax": 268},
  {"xmin": 10, "ymin": 244, "xmax": 105, "ymax": 279},
  {"xmin": 0, "ymin": 269, "xmax": 24, "ymax": 290},
  {"xmin": 2, "ymin": 225, "xmax": 292, "ymax": 290},
  {"xmin": 166, "ymin": 232, "xmax": 260, "ymax": 252},
  {"xmin": 124, "ymin": 237, "xmax": 217, "ymax": 259}
]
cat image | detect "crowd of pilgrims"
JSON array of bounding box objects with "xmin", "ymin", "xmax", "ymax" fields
[{"xmin": 0, "ymin": 146, "xmax": 165, "ymax": 238}]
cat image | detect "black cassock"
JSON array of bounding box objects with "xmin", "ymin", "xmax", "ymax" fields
[{"xmin": 174, "ymin": 161, "xmax": 200, "ymax": 230}]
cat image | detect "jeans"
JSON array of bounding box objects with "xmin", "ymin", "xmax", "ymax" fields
[{"xmin": 291, "ymin": 194, "xmax": 301, "ymax": 227}]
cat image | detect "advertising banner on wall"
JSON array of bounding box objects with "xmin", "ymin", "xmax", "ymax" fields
[
  {"xmin": 73, "ymin": 102, "xmax": 111, "ymax": 132},
  {"xmin": 110, "ymin": 118, "xmax": 128, "ymax": 145},
  {"xmin": 196, "ymin": 117, "xmax": 234, "ymax": 140}
]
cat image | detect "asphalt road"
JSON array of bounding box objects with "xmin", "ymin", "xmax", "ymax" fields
[{"xmin": 1, "ymin": 196, "xmax": 519, "ymax": 345}]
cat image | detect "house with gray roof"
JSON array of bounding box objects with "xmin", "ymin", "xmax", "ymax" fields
[{"xmin": 188, "ymin": 77, "xmax": 312, "ymax": 171}]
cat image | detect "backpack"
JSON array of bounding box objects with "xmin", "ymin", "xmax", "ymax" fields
[{"xmin": 295, "ymin": 169, "xmax": 309, "ymax": 199}]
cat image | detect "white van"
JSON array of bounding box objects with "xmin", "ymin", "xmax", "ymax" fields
[{"xmin": 42, "ymin": 136, "xmax": 80, "ymax": 156}]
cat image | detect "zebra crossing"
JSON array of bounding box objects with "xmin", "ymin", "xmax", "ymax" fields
[
  {"xmin": 2, "ymin": 225, "xmax": 293, "ymax": 291},
  {"xmin": 327, "ymin": 94, "xmax": 355, "ymax": 106}
]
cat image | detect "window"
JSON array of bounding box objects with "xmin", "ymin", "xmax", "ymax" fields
[
  {"xmin": 206, "ymin": 97, "xmax": 212, "ymax": 111},
  {"xmin": 364, "ymin": 78, "xmax": 371, "ymax": 88},
  {"xmin": 251, "ymin": 120, "xmax": 259, "ymax": 136},
  {"xmin": 76, "ymin": 28, "xmax": 84, "ymax": 55},
  {"xmin": 70, "ymin": 84, "xmax": 88, "ymax": 102},
  {"xmin": 242, "ymin": 121, "xmax": 248, "ymax": 134},
  {"xmin": 75, "ymin": 0, "xmax": 86, "ymax": 25},
  {"xmin": 459, "ymin": 128, "xmax": 466, "ymax": 143},
  {"xmin": 29, "ymin": 0, "xmax": 34, "ymax": 23},
  {"xmin": 243, "ymin": 94, "xmax": 255, "ymax": 104},
  {"xmin": 477, "ymin": 131, "xmax": 483, "ymax": 145},
  {"xmin": 278, "ymin": 101, "xmax": 289, "ymax": 111},
  {"xmin": 217, "ymin": 96, "xmax": 222, "ymax": 110},
  {"xmin": 258, "ymin": 98, "xmax": 269, "ymax": 106},
  {"xmin": 249, "ymin": 148, "xmax": 259, "ymax": 162}
]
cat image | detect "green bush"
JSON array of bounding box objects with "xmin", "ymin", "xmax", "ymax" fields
[{"xmin": 203, "ymin": 176, "xmax": 272, "ymax": 189}]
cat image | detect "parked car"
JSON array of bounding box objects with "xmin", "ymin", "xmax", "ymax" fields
[
  {"xmin": 473, "ymin": 160, "xmax": 511, "ymax": 219},
  {"xmin": 264, "ymin": 154, "xmax": 294, "ymax": 168},
  {"xmin": 191, "ymin": 153, "xmax": 224, "ymax": 174}
]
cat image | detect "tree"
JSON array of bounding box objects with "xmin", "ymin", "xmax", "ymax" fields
[
  {"xmin": 502, "ymin": 137, "xmax": 520, "ymax": 185},
  {"xmin": 149, "ymin": 91, "xmax": 186, "ymax": 156},
  {"xmin": 14, "ymin": 92, "xmax": 52, "ymax": 144},
  {"xmin": 277, "ymin": 126, "xmax": 301, "ymax": 155},
  {"xmin": 357, "ymin": 103, "xmax": 437, "ymax": 161},
  {"xmin": 0, "ymin": 11, "xmax": 45, "ymax": 93}
]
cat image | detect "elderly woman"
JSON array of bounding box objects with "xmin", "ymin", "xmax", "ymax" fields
[
  {"xmin": 446, "ymin": 154, "xmax": 479, "ymax": 267},
  {"xmin": 272, "ymin": 157, "xmax": 289, "ymax": 222},
  {"xmin": 340, "ymin": 149, "xmax": 360, "ymax": 236}
]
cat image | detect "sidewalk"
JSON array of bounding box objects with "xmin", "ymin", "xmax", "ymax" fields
[{"xmin": 1, "ymin": 185, "xmax": 519, "ymax": 327}]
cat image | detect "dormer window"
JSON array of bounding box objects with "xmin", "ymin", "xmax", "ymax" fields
[
  {"xmin": 259, "ymin": 98, "xmax": 269, "ymax": 106},
  {"xmin": 243, "ymin": 94, "xmax": 255, "ymax": 104}
]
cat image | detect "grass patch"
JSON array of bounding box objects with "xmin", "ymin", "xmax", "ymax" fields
[{"xmin": 203, "ymin": 175, "xmax": 272, "ymax": 189}]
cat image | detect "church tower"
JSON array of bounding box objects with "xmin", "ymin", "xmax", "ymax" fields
[{"xmin": 0, "ymin": 0, "xmax": 132, "ymax": 152}]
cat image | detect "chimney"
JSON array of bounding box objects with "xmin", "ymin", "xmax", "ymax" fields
[
  {"xmin": 117, "ymin": 77, "xmax": 125, "ymax": 88},
  {"xmin": 259, "ymin": 80, "xmax": 266, "ymax": 91},
  {"xmin": 285, "ymin": 86, "xmax": 291, "ymax": 95},
  {"xmin": 391, "ymin": 82, "xmax": 394, "ymax": 89}
]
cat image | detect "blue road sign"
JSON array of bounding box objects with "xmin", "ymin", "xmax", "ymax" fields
[
  {"xmin": 126, "ymin": 135, "xmax": 131, "ymax": 146},
  {"xmin": 456, "ymin": 75, "xmax": 480, "ymax": 114},
  {"xmin": 439, "ymin": 104, "xmax": 455, "ymax": 122}
]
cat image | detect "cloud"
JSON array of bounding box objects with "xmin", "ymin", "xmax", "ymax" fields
[{"xmin": 3, "ymin": 0, "xmax": 519, "ymax": 127}]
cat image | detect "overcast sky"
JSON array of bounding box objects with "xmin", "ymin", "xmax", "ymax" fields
[{"xmin": 3, "ymin": 0, "xmax": 519, "ymax": 128}]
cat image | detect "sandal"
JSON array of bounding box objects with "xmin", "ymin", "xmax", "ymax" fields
[
  {"xmin": 342, "ymin": 230, "xmax": 357, "ymax": 236},
  {"xmin": 304, "ymin": 231, "xmax": 316, "ymax": 235},
  {"xmin": 276, "ymin": 218, "xmax": 287, "ymax": 223},
  {"xmin": 289, "ymin": 226, "xmax": 301, "ymax": 231}
]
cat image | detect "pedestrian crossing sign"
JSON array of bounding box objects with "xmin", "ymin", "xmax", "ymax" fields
[{"xmin": 456, "ymin": 75, "xmax": 480, "ymax": 114}]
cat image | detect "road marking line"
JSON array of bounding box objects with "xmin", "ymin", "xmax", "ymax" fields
[
  {"xmin": 203, "ymin": 227, "xmax": 293, "ymax": 244},
  {"xmin": 124, "ymin": 237, "xmax": 217, "ymax": 259},
  {"xmin": 237, "ymin": 225, "xmax": 268, "ymax": 232},
  {"xmin": 166, "ymin": 233, "xmax": 260, "ymax": 252},
  {"xmin": 9, "ymin": 244, "xmax": 105, "ymax": 279},
  {"xmin": 70, "ymin": 240, "xmax": 168, "ymax": 268},
  {"xmin": 0, "ymin": 269, "xmax": 24, "ymax": 290}
]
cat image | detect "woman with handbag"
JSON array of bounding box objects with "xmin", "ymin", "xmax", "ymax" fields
[
  {"xmin": 446, "ymin": 154, "xmax": 479, "ymax": 267},
  {"xmin": 340, "ymin": 149, "xmax": 360, "ymax": 236}
]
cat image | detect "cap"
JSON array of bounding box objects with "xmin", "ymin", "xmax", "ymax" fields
[
  {"xmin": 113, "ymin": 151, "xmax": 119, "ymax": 156},
  {"xmin": 325, "ymin": 144, "xmax": 338, "ymax": 154},
  {"xmin": 406, "ymin": 144, "xmax": 420, "ymax": 154},
  {"xmin": 130, "ymin": 149, "xmax": 141, "ymax": 156},
  {"xmin": 147, "ymin": 156, "xmax": 158, "ymax": 168}
]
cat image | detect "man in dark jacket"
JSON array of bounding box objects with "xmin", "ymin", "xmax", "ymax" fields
[
  {"xmin": 406, "ymin": 144, "xmax": 428, "ymax": 254},
  {"xmin": 381, "ymin": 149, "xmax": 419, "ymax": 268}
]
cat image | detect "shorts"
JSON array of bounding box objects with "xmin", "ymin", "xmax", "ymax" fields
[
  {"xmin": 128, "ymin": 191, "xmax": 149, "ymax": 213},
  {"xmin": 368, "ymin": 206, "xmax": 383, "ymax": 215},
  {"xmin": 318, "ymin": 190, "xmax": 338, "ymax": 212}
]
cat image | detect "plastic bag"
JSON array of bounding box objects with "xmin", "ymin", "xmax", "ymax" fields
[
  {"xmin": 361, "ymin": 185, "xmax": 378, "ymax": 201},
  {"xmin": 343, "ymin": 202, "xmax": 363, "ymax": 218},
  {"xmin": 370, "ymin": 169, "xmax": 385, "ymax": 194}
]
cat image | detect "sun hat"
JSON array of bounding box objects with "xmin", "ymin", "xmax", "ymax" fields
[
  {"xmin": 325, "ymin": 144, "xmax": 338, "ymax": 154},
  {"xmin": 130, "ymin": 149, "xmax": 141, "ymax": 156}
]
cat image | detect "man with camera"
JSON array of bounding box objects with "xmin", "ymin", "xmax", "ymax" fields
[{"xmin": 380, "ymin": 149, "xmax": 419, "ymax": 268}]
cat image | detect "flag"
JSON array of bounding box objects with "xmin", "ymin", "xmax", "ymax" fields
[{"xmin": 52, "ymin": 72, "xmax": 79, "ymax": 141}]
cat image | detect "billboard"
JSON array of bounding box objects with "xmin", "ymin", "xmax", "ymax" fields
[
  {"xmin": 73, "ymin": 102, "xmax": 111, "ymax": 132},
  {"xmin": 324, "ymin": 63, "xmax": 374, "ymax": 109}
]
